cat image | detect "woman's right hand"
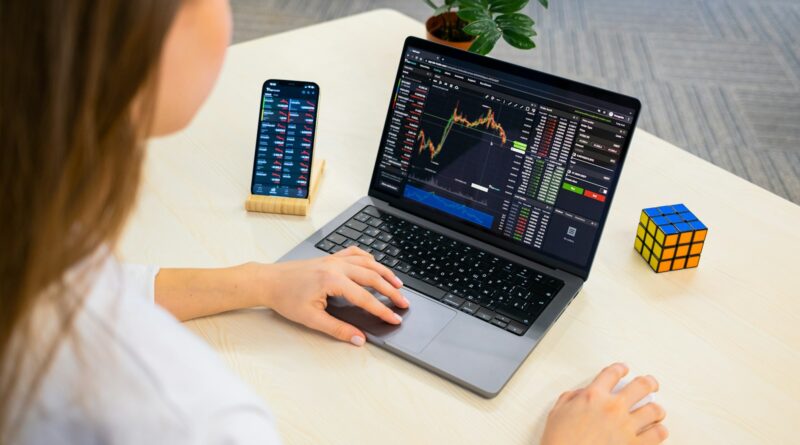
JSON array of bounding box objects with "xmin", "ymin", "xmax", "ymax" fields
[{"xmin": 541, "ymin": 363, "xmax": 668, "ymax": 445}]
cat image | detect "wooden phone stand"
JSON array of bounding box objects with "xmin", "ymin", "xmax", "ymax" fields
[{"xmin": 245, "ymin": 159, "xmax": 326, "ymax": 216}]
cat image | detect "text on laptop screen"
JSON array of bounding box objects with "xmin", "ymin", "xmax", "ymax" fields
[{"xmin": 373, "ymin": 45, "xmax": 636, "ymax": 267}]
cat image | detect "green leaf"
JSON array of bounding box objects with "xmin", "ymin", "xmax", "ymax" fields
[
  {"xmin": 489, "ymin": 0, "xmax": 529, "ymax": 14},
  {"xmin": 468, "ymin": 29, "xmax": 501, "ymax": 55},
  {"xmin": 501, "ymin": 29, "xmax": 536, "ymax": 49},
  {"xmin": 463, "ymin": 18, "xmax": 499, "ymax": 36},
  {"xmin": 458, "ymin": 0, "xmax": 483, "ymax": 6},
  {"xmin": 458, "ymin": 7, "xmax": 491, "ymax": 22},
  {"xmin": 495, "ymin": 12, "xmax": 534, "ymax": 30},
  {"xmin": 537, "ymin": 0, "xmax": 549, "ymax": 8}
]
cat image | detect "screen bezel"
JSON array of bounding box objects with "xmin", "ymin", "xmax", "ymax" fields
[
  {"xmin": 368, "ymin": 36, "xmax": 641, "ymax": 280},
  {"xmin": 250, "ymin": 79, "xmax": 320, "ymax": 199}
]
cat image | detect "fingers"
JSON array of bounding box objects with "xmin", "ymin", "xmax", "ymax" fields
[
  {"xmin": 333, "ymin": 245, "xmax": 371, "ymax": 258},
  {"xmin": 337, "ymin": 278, "xmax": 403, "ymax": 325},
  {"xmin": 618, "ymin": 375, "xmax": 659, "ymax": 408},
  {"xmin": 632, "ymin": 402, "xmax": 666, "ymax": 431},
  {"xmin": 344, "ymin": 263, "xmax": 407, "ymax": 309},
  {"xmin": 588, "ymin": 362, "xmax": 629, "ymax": 393},
  {"xmin": 344, "ymin": 252, "xmax": 404, "ymax": 289},
  {"xmin": 305, "ymin": 310, "xmax": 366, "ymax": 347},
  {"xmin": 637, "ymin": 423, "xmax": 669, "ymax": 444}
]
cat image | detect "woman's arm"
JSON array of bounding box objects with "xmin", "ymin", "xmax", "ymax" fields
[
  {"xmin": 154, "ymin": 263, "xmax": 263, "ymax": 321},
  {"xmin": 154, "ymin": 247, "xmax": 407, "ymax": 346}
]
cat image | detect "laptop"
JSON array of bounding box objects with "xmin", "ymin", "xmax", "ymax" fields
[{"xmin": 278, "ymin": 36, "xmax": 641, "ymax": 398}]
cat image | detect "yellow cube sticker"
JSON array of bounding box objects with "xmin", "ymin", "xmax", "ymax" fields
[
  {"xmin": 653, "ymin": 243, "xmax": 662, "ymax": 259},
  {"xmin": 640, "ymin": 211, "xmax": 649, "ymax": 227},
  {"xmin": 634, "ymin": 238, "xmax": 643, "ymax": 253},
  {"xmin": 637, "ymin": 224, "xmax": 646, "ymax": 240},
  {"xmin": 645, "ymin": 234, "xmax": 654, "ymax": 248},
  {"xmin": 649, "ymin": 255, "xmax": 658, "ymax": 271},
  {"xmin": 647, "ymin": 220, "xmax": 656, "ymax": 235},
  {"xmin": 655, "ymin": 228, "xmax": 665, "ymax": 245}
]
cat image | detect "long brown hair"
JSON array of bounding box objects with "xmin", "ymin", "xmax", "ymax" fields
[{"xmin": 0, "ymin": 0, "xmax": 182, "ymax": 439}]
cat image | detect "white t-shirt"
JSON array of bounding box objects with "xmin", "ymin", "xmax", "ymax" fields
[{"xmin": 14, "ymin": 253, "xmax": 281, "ymax": 444}]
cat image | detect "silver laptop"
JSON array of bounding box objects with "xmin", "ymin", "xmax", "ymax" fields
[{"xmin": 279, "ymin": 36, "xmax": 641, "ymax": 397}]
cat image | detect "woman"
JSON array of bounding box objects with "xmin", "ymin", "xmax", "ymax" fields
[{"xmin": 0, "ymin": 0, "xmax": 668, "ymax": 443}]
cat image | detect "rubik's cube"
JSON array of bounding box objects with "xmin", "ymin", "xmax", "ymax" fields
[{"xmin": 634, "ymin": 204, "xmax": 708, "ymax": 273}]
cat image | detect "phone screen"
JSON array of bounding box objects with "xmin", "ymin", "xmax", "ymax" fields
[{"xmin": 251, "ymin": 79, "xmax": 319, "ymax": 198}]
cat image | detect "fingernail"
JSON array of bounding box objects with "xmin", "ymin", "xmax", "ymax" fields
[
  {"xmin": 402, "ymin": 296, "xmax": 410, "ymax": 306},
  {"xmin": 393, "ymin": 313, "xmax": 403, "ymax": 323},
  {"xmin": 350, "ymin": 335, "xmax": 365, "ymax": 346},
  {"xmin": 393, "ymin": 276, "xmax": 403, "ymax": 287}
]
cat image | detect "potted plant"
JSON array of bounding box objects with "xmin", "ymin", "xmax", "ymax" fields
[{"xmin": 423, "ymin": 0, "xmax": 549, "ymax": 55}]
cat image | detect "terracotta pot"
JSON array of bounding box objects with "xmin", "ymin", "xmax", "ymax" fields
[{"xmin": 425, "ymin": 12, "xmax": 475, "ymax": 51}]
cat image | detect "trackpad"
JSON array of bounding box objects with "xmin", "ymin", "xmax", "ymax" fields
[{"xmin": 326, "ymin": 289, "xmax": 456, "ymax": 354}]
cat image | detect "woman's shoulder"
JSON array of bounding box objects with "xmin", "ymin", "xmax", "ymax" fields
[{"xmin": 19, "ymin": 256, "xmax": 280, "ymax": 445}]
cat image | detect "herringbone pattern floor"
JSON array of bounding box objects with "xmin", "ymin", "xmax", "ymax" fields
[{"xmin": 231, "ymin": 0, "xmax": 800, "ymax": 204}]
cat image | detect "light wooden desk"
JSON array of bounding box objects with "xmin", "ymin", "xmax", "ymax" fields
[{"xmin": 119, "ymin": 9, "xmax": 800, "ymax": 445}]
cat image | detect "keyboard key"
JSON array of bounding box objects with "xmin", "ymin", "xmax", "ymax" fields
[
  {"xmin": 395, "ymin": 262, "xmax": 411, "ymax": 273},
  {"xmin": 377, "ymin": 232, "xmax": 393, "ymax": 242},
  {"xmin": 365, "ymin": 227, "xmax": 381, "ymax": 237},
  {"xmin": 506, "ymin": 322, "xmax": 527, "ymax": 336},
  {"xmin": 345, "ymin": 220, "xmax": 368, "ymax": 232},
  {"xmin": 337, "ymin": 227, "xmax": 362, "ymax": 240},
  {"xmin": 343, "ymin": 239, "xmax": 358, "ymax": 248},
  {"xmin": 475, "ymin": 308, "xmax": 495, "ymax": 322},
  {"xmin": 385, "ymin": 246, "xmax": 400, "ymax": 256},
  {"xmin": 395, "ymin": 272, "xmax": 445, "ymax": 300},
  {"xmin": 495, "ymin": 306, "xmax": 535, "ymax": 326},
  {"xmin": 327, "ymin": 233, "xmax": 347, "ymax": 245},
  {"xmin": 372, "ymin": 252, "xmax": 386, "ymax": 261},
  {"xmin": 354, "ymin": 212, "xmax": 370, "ymax": 222},
  {"xmin": 380, "ymin": 257, "xmax": 399, "ymax": 268},
  {"xmin": 371, "ymin": 240, "xmax": 388, "ymax": 251},
  {"xmin": 443, "ymin": 293, "xmax": 465, "ymax": 308},
  {"xmin": 490, "ymin": 317, "xmax": 508, "ymax": 329},
  {"xmin": 363, "ymin": 206, "xmax": 382, "ymax": 217},
  {"xmin": 315, "ymin": 240, "xmax": 335, "ymax": 251},
  {"xmin": 494, "ymin": 314, "xmax": 511, "ymax": 324},
  {"xmin": 330, "ymin": 245, "xmax": 344, "ymax": 254},
  {"xmin": 461, "ymin": 301, "xmax": 479, "ymax": 315},
  {"xmin": 357, "ymin": 235, "xmax": 375, "ymax": 245},
  {"xmin": 367, "ymin": 217, "xmax": 383, "ymax": 227},
  {"xmin": 357, "ymin": 243, "xmax": 374, "ymax": 253}
]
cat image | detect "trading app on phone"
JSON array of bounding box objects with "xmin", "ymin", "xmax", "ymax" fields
[{"xmin": 251, "ymin": 80, "xmax": 319, "ymax": 198}]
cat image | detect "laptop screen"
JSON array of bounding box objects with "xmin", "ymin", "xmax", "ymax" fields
[{"xmin": 370, "ymin": 37, "xmax": 640, "ymax": 277}]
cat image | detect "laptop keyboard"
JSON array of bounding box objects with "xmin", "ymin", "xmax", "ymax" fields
[{"xmin": 314, "ymin": 206, "xmax": 564, "ymax": 336}]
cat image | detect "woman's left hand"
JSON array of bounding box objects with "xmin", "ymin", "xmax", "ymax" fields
[{"xmin": 249, "ymin": 246, "xmax": 407, "ymax": 346}]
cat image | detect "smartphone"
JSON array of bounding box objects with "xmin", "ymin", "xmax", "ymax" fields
[{"xmin": 250, "ymin": 79, "xmax": 319, "ymax": 198}]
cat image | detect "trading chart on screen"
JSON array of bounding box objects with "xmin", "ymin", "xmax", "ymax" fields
[{"xmin": 374, "ymin": 45, "xmax": 636, "ymax": 266}]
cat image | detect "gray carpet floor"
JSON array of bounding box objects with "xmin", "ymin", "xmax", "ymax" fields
[{"xmin": 231, "ymin": 0, "xmax": 800, "ymax": 205}]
